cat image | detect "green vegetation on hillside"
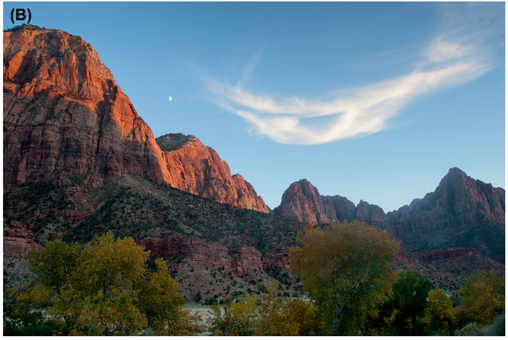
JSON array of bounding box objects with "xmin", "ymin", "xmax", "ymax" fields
[{"xmin": 4, "ymin": 175, "xmax": 302, "ymax": 253}]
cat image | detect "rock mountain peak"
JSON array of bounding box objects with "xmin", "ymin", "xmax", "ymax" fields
[
  {"xmin": 3, "ymin": 25, "xmax": 269, "ymax": 213},
  {"xmin": 275, "ymin": 167, "xmax": 504, "ymax": 263}
]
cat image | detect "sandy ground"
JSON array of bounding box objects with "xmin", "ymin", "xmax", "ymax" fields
[{"xmin": 184, "ymin": 303, "xmax": 219, "ymax": 335}]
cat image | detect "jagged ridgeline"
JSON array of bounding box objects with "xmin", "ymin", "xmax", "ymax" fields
[{"xmin": 274, "ymin": 168, "xmax": 505, "ymax": 264}]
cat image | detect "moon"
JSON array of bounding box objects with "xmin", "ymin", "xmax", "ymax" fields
[{"xmin": 169, "ymin": 96, "xmax": 172, "ymax": 101}]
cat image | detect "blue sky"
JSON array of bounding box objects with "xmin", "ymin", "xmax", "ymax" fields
[{"xmin": 3, "ymin": 2, "xmax": 505, "ymax": 212}]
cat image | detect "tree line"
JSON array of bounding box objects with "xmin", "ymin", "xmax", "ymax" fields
[{"xmin": 3, "ymin": 221, "xmax": 505, "ymax": 335}]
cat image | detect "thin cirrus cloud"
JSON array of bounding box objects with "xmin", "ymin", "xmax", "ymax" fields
[{"xmin": 206, "ymin": 9, "xmax": 500, "ymax": 145}]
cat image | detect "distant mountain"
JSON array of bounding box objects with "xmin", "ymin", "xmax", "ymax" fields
[
  {"xmin": 387, "ymin": 167, "xmax": 505, "ymax": 263},
  {"xmin": 275, "ymin": 168, "xmax": 505, "ymax": 264},
  {"xmin": 274, "ymin": 179, "xmax": 392, "ymax": 230},
  {"xmin": 3, "ymin": 24, "xmax": 268, "ymax": 213},
  {"xmin": 273, "ymin": 179, "xmax": 330, "ymax": 225}
]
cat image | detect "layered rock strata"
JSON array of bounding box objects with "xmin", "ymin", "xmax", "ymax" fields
[
  {"xmin": 138, "ymin": 235, "xmax": 288, "ymax": 276},
  {"xmin": 3, "ymin": 221, "xmax": 40, "ymax": 259}
]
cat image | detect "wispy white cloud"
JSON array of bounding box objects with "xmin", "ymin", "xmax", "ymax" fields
[{"xmin": 205, "ymin": 4, "xmax": 503, "ymax": 145}]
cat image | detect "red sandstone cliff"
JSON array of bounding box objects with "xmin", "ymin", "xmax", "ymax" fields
[
  {"xmin": 157, "ymin": 133, "xmax": 270, "ymax": 213},
  {"xmin": 3, "ymin": 25, "xmax": 268, "ymax": 213},
  {"xmin": 3, "ymin": 221, "xmax": 40, "ymax": 259},
  {"xmin": 275, "ymin": 179, "xmax": 391, "ymax": 229},
  {"xmin": 3, "ymin": 25, "xmax": 170, "ymax": 187},
  {"xmin": 138, "ymin": 235, "xmax": 286, "ymax": 276}
]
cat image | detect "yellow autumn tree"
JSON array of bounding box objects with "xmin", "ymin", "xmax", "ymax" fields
[
  {"xmin": 289, "ymin": 221, "xmax": 400, "ymax": 335},
  {"xmin": 71, "ymin": 232, "xmax": 149, "ymax": 335},
  {"xmin": 209, "ymin": 294, "xmax": 258, "ymax": 335},
  {"xmin": 137, "ymin": 258, "xmax": 201, "ymax": 335},
  {"xmin": 455, "ymin": 269, "xmax": 505, "ymax": 328},
  {"xmin": 422, "ymin": 286, "xmax": 455, "ymax": 334},
  {"xmin": 208, "ymin": 279, "xmax": 324, "ymax": 336},
  {"xmin": 256, "ymin": 278, "xmax": 324, "ymax": 336},
  {"xmin": 27, "ymin": 232, "xmax": 199, "ymax": 336}
]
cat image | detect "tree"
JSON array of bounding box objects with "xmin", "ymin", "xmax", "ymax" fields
[
  {"xmin": 256, "ymin": 278, "xmax": 323, "ymax": 336},
  {"xmin": 137, "ymin": 258, "xmax": 201, "ymax": 335},
  {"xmin": 4, "ymin": 257, "xmax": 39, "ymax": 316},
  {"xmin": 289, "ymin": 221, "xmax": 400, "ymax": 335},
  {"xmin": 3, "ymin": 258, "xmax": 66, "ymax": 336},
  {"xmin": 455, "ymin": 270, "xmax": 505, "ymax": 327},
  {"xmin": 422, "ymin": 286, "xmax": 455, "ymax": 334},
  {"xmin": 208, "ymin": 279, "xmax": 323, "ymax": 336},
  {"xmin": 26, "ymin": 232, "xmax": 199, "ymax": 335},
  {"xmin": 209, "ymin": 294, "xmax": 258, "ymax": 335},
  {"xmin": 384, "ymin": 270, "xmax": 432, "ymax": 336},
  {"xmin": 27, "ymin": 239, "xmax": 81, "ymax": 295}
]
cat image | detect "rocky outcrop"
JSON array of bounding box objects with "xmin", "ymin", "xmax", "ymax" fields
[
  {"xmin": 138, "ymin": 235, "xmax": 284, "ymax": 276},
  {"xmin": 3, "ymin": 25, "xmax": 269, "ymax": 213},
  {"xmin": 139, "ymin": 236, "xmax": 233, "ymax": 270},
  {"xmin": 275, "ymin": 179, "xmax": 392, "ymax": 230},
  {"xmin": 3, "ymin": 24, "xmax": 171, "ymax": 187},
  {"xmin": 230, "ymin": 246, "xmax": 263, "ymax": 276},
  {"xmin": 261, "ymin": 253, "xmax": 291, "ymax": 271},
  {"xmin": 274, "ymin": 179, "xmax": 330, "ymax": 225},
  {"xmin": 157, "ymin": 133, "xmax": 270, "ymax": 213},
  {"xmin": 3, "ymin": 221, "xmax": 40, "ymax": 258}
]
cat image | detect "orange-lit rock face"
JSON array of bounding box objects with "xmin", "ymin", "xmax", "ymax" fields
[
  {"xmin": 4, "ymin": 25, "xmax": 170, "ymax": 186},
  {"xmin": 157, "ymin": 133, "xmax": 271, "ymax": 213},
  {"xmin": 4, "ymin": 25, "xmax": 269, "ymax": 214}
]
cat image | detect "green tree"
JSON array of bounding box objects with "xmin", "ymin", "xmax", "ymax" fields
[
  {"xmin": 3, "ymin": 258, "xmax": 70, "ymax": 336},
  {"xmin": 289, "ymin": 221, "xmax": 400, "ymax": 335},
  {"xmin": 383, "ymin": 270, "xmax": 432, "ymax": 336},
  {"xmin": 422, "ymin": 286, "xmax": 455, "ymax": 334}
]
